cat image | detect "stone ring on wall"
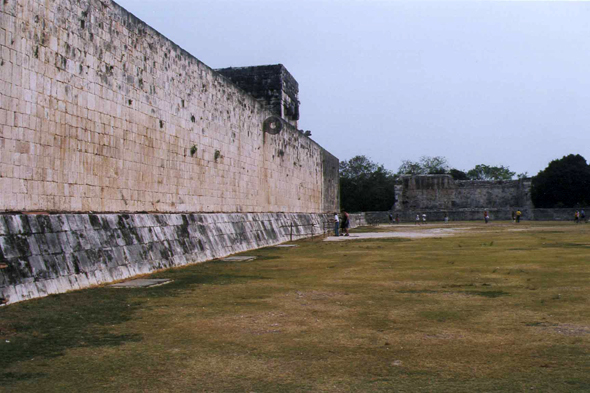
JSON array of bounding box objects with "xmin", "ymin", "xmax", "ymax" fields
[{"xmin": 263, "ymin": 116, "xmax": 284, "ymax": 135}]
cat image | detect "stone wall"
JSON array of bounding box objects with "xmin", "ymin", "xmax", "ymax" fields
[
  {"xmin": 362, "ymin": 208, "xmax": 589, "ymax": 223},
  {"xmin": 0, "ymin": 0, "xmax": 338, "ymax": 214},
  {"xmin": 0, "ymin": 212, "xmax": 331, "ymax": 304},
  {"xmin": 395, "ymin": 175, "xmax": 532, "ymax": 212}
]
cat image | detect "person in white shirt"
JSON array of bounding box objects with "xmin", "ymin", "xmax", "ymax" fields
[{"xmin": 334, "ymin": 212, "xmax": 340, "ymax": 236}]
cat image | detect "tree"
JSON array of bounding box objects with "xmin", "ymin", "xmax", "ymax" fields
[
  {"xmin": 531, "ymin": 154, "xmax": 590, "ymax": 208},
  {"xmin": 421, "ymin": 156, "xmax": 449, "ymax": 174},
  {"xmin": 466, "ymin": 164, "xmax": 515, "ymax": 181},
  {"xmin": 449, "ymin": 168, "xmax": 469, "ymax": 180},
  {"xmin": 397, "ymin": 156, "xmax": 449, "ymax": 175},
  {"xmin": 340, "ymin": 156, "xmax": 397, "ymax": 212},
  {"xmin": 397, "ymin": 160, "xmax": 424, "ymax": 175}
]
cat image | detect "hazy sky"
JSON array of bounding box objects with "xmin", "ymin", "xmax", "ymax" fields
[{"xmin": 116, "ymin": 0, "xmax": 590, "ymax": 176}]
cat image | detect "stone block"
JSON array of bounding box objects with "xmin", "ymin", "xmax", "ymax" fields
[
  {"xmin": 49, "ymin": 215, "xmax": 70, "ymax": 232},
  {"xmin": 168, "ymin": 240, "xmax": 185, "ymax": 256},
  {"xmin": 0, "ymin": 235, "xmax": 30, "ymax": 258},
  {"xmin": 73, "ymin": 250, "xmax": 93, "ymax": 273},
  {"xmin": 88, "ymin": 214, "xmax": 104, "ymax": 230},
  {"xmin": 0, "ymin": 216, "xmax": 7, "ymax": 235},
  {"xmin": 26, "ymin": 235, "xmax": 42, "ymax": 255},
  {"xmin": 65, "ymin": 214, "xmax": 84, "ymax": 231},
  {"xmin": 66, "ymin": 231, "xmax": 91, "ymax": 252},
  {"xmin": 84, "ymin": 230, "xmax": 103, "ymax": 250},
  {"xmin": 123, "ymin": 244, "xmax": 147, "ymax": 265},
  {"xmin": 27, "ymin": 255, "xmax": 47, "ymax": 277},
  {"xmin": 102, "ymin": 249, "xmax": 119, "ymax": 269},
  {"xmin": 110, "ymin": 247, "xmax": 127, "ymax": 266},
  {"xmin": 121, "ymin": 228, "xmax": 141, "ymax": 245},
  {"xmin": 44, "ymin": 233, "xmax": 63, "ymax": 254},
  {"xmin": 5, "ymin": 215, "xmax": 31, "ymax": 234},
  {"xmin": 26, "ymin": 215, "xmax": 43, "ymax": 234},
  {"xmin": 57, "ymin": 232, "xmax": 73, "ymax": 254},
  {"xmin": 136, "ymin": 227, "xmax": 154, "ymax": 244},
  {"xmin": 102, "ymin": 214, "xmax": 121, "ymax": 230}
]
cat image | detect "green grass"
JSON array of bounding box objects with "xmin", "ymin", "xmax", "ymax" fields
[{"xmin": 1, "ymin": 221, "xmax": 590, "ymax": 392}]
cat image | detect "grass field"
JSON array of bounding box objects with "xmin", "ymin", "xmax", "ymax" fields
[{"xmin": 1, "ymin": 221, "xmax": 589, "ymax": 392}]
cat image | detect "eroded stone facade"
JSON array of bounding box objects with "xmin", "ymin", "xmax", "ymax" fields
[
  {"xmin": 395, "ymin": 175, "xmax": 533, "ymax": 212},
  {"xmin": 0, "ymin": 0, "xmax": 338, "ymax": 214}
]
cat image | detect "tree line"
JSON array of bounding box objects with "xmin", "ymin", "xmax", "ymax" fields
[{"xmin": 340, "ymin": 154, "xmax": 590, "ymax": 212}]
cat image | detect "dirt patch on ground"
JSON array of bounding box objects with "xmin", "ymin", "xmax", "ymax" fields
[
  {"xmin": 325, "ymin": 227, "xmax": 474, "ymax": 242},
  {"xmin": 529, "ymin": 322, "xmax": 590, "ymax": 336}
]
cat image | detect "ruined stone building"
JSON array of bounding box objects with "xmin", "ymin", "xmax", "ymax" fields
[
  {"xmin": 0, "ymin": 0, "xmax": 339, "ymax": 303},
  {"xmin": 393, "ymin": 175, "xmax": 533, "ymax": 221}
]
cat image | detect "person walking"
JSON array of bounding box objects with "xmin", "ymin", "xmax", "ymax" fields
[
  {"xmin": 334, "ymin": 212, "xmax": 340, "ymax": 236},
  {"xmin": 415, "ymin": 214, "xmax": 420, "ymax": 225},
  {"xmin": 422, "ymin": 213, "xmax": 427, "ymax": 224},
  {"xmin": 388, "ymin": 212, "xmax": 393, "ymax": 225},
  {"xmin": 444, "ymin": 213, "xmax": 449, "ymax": 224},
  {"xmin": 581, "ymin": 209, "xmax": 586, "ymax": 223},
  {"xmin": 516, "ymin": 210, "xmax": 522, "ymax": 223},
  {"xmin": 484, "ymin": 210, "xmax": 489, "ymax": 224},
  {"xmin": 341, "ymin": 211, "xmax": 350, "ymax": 236},
  {"xmin": 574, "ymin": 211, "xmax": 579, "ymax": 224},
  {"xmin": 511, "ymin": 211, "xmax": 516, "ymax": 223}
]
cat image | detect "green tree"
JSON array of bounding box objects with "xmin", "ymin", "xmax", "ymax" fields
[
  {"xmin": 467, "ymin": 164, "xmax": 515, "ymax": 180},
  {"xmin": 531, "ymin": 154, "xmax": 590, "ymax": 208},
  {"xmin": 340, "ymin": 156, "xmax": 396, "ymax": 212},
  {"xmin": 397, "ymin": 156, "xmax": 449, "ymax": 175},
  {"xmin": 449, "ymin": 168, "xmax": 469, "ymax": 180}
]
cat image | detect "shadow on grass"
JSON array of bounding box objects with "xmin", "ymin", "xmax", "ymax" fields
[
  {"xmin": 399, "ymin": 289, "xmax": 509, "ymax": 298},
  {"xmin": 0, "ymin": 260, "xmax": 278, "ymax": 385},
  {"xmin": 0, "ymin": 289, "xmax": 144, "ymax": 384},
  {"xmin": 541, "ymin": 242, "xmax": 590, "ymax": 249}
]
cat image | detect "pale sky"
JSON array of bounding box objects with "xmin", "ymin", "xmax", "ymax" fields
[{"xmin": 115, "ymin": 0, "xmax": 590, "ymax": 176}]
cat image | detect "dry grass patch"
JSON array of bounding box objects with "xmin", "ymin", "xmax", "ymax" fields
[{"xmin": 1, "ymin": 221, "xmax": 590, "ymax": 392}]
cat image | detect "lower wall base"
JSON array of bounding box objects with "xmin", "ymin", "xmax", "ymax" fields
[
  {"xmin": 0, "ymin": 213, "xmax": 331, "ymax": 305},
  {"xmin": 364, "ymin": 208, "xmax": 588, "ymax": 223}
]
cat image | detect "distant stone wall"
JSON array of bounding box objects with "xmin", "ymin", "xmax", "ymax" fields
[
  {"xmin": 347, "ymin": 213, "xmax": 368, "ymax": 228},
  {"xmin": 0, "ymin": 0, "xmax": 338, "ymax": 214},
  {"xmin": 395, "ymin": 175, "xmax": 532, "ymax": 212},
  {"xmin": 377, "ymin": 208, "xmax": 588, "ymax": 222},
  {"xmin": 0, "ymin": 212, "xmax": 331, "ymax": 304}
]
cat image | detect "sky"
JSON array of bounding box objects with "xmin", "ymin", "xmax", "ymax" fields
[{"xmin": 115, "ymin": 0, "xmax": 590, "ymax": 176}]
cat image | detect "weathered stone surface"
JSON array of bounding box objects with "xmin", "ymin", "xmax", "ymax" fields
[
  {"xmin": 216, "ymin": 65, "xmax": 300, "ymax": 127},
  {"xmin": 0, "ymin": 212, "xmax": 331, "ymax": 304},
  {"xmin": 0, "ymin": 0, "xmax": 338, "ymax": 215},
  {"xmin": 395, "ymin": 175, "xmax": 532, "ymax": 212}
]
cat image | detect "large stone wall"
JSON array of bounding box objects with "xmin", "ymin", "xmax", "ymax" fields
[
  {"xmin": 0, "ymin": 0, "xmax": 338, "ymax": 214},
  {"xmin": 395, "ymin": 175, "xmax": 532, "ymax": 212},
  {"xmin": 0, "ymin": 212, "xmax": 332, "ymax": 304}
]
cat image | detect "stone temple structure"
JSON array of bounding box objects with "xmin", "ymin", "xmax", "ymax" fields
[
  {"xmin": 0, "ymin": 0, "xmax": 339, "ymax": 303},
  {"xmin": 393, "ymin": 175, "xmax": 533, "ymax": 221}
]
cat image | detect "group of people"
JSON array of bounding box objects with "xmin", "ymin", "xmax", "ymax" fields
[
  {"xmin": 415, "ymin": 213, "xmax": 427, "ymax": 224},
  {"xmin": 388, "ymin": 213, "xmax": 400, "ymax": 224},
  {"xmin": 574, "ymin": 209, "xmax": 586, "ymax": 223},
  {"xmin": 334, "ymin": 211, "xmax": 350, "ymax": 236},
  {"xmin": 333, "ymin": 210, "xmax": 588, "ymax": 230}
]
